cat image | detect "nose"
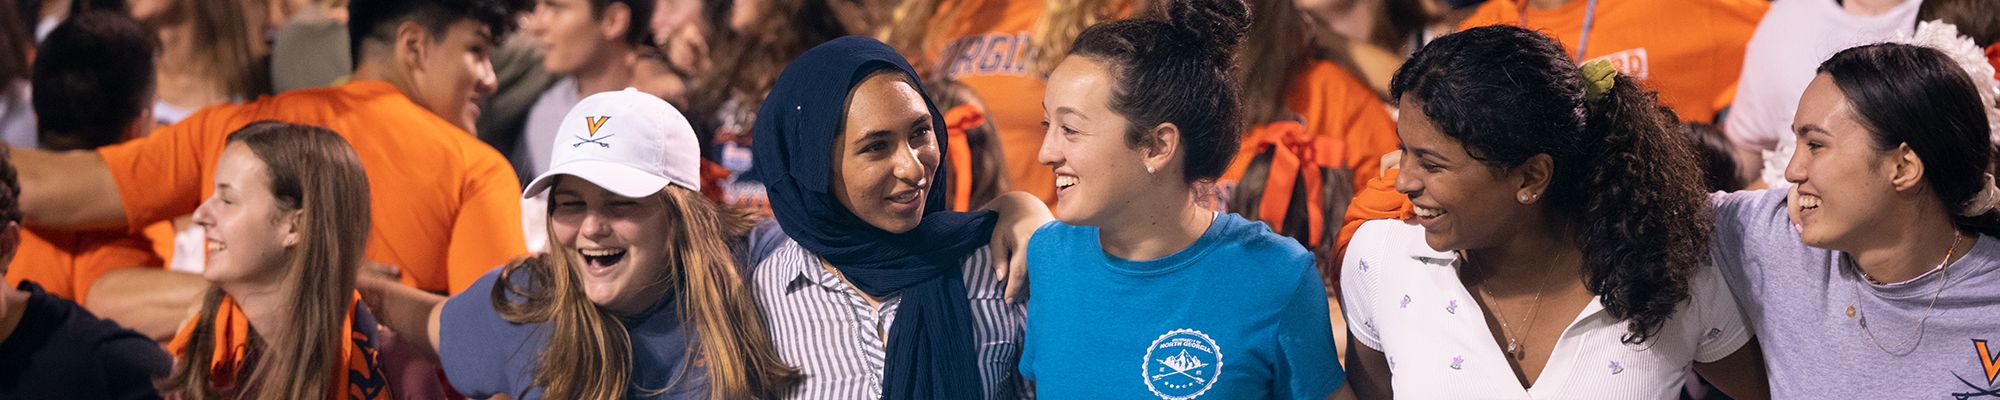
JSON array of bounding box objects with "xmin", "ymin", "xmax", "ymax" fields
[
  {"xmin": 474, "ymin": 60, "xmax": 499, "ymax": 96},
  {"xmin": 192, "ymin": 195, "xmax": 218, "ymax": 229},
  {"xmin": 893, "ymin": 143, "xmax": 928, "ymax": 188},
  {"xmin": 1393, "ymin": 158, "xmax": 1422, "ymax": 197},
  {"xmin": 577, "ymin": 207, "xmax": 611, "ymax": 241},
  {"xmin": 1783, "ymin": 141, "xmax": 1808, "ymax": 185},
  {"xmin": 1037, "ymin": 124, "xmax": 1062, "ymax": 167}
]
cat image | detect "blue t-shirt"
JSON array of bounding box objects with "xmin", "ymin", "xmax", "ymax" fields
[
  {"xmin": 1019, "ymin": 213, "xmax": 1345, "ymax": 399},
  {"xmin": 439, "ymin": 268, "xmax": 709, "ymax": 399}
]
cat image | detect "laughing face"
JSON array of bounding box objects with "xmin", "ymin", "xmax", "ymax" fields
[
  {"xmin": 830, "ymin": 72, "xmax": 939, "ymax": 234},
  {"xmin": 1393, "ymin": 96, "xmax": 1543, "ymax": 252},
  {"xmin": 1783, "ymin": 74, "xmax": 1904, "ymax": 249},
  {"xmin": 548, "ymin": 177, "xmax": 676, "ymax": 316},
  {"xmin": 195, "ymin": 144, "xmax": 299, "ymax": 287},
  {"xmin": 1037, "ymin": 56, "xmax": 1153, "ymax": 226}
]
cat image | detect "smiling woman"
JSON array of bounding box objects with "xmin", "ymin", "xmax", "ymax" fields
[{"xmin": 161, "ymin": 121, "xmax": 388, "ymax": 400}]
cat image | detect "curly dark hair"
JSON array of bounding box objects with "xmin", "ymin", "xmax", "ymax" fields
[{"xmin": 1389, "ymin": 25, "xmax": 1713, "ymax": 344}]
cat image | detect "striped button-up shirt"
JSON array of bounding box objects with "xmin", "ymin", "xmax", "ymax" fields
[{"xmin": 752, "ymin": 240, "xmax": 1029, "ymax": 400}]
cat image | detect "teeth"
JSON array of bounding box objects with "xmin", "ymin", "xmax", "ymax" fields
[
  {"xmin": 579, "ymin": 248, "xmax": 625, "ymax": 257},
  {"xmin": 1056, "ymin": 175, "xmax": 1078, "ymax": 189},
  {"xmin": 890, "ymin": 190, "xmax": 919, "ymax": 202},
  {"xmin": 1799, "ymin": 195, "xmax": 1821, "ymax": 209},
  {"xmin": 206, "ymin": 240, "xmax": 225, "ymax": 253},
  {"xmin": 1413, "ymin": 206, "xmax": 1445, "ymax": 218}
]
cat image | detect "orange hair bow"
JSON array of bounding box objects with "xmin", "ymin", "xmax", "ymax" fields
[
  {"xmin": 943, "ymin": 104, "xmax": 985, "ymax": 212},
  {"xmin": 1251, "ymin": 120, "xmax": 1344, "ymax": 246}
]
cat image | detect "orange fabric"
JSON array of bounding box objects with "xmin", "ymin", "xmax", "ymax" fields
[
  {"xmin": 96, "ymin": 80, "xmax": 526, "ymax": 294},
  {"xmin": 4, "ymin": 225, "xmax": 167, "ymax": 302},
  {"xmin": 1987, "ymin": 43, "xmax": 1999, "ymax": 80},
  {"xmin": 1459, "ymin": 0, "xmax": 1767, "ymax": 124},
  {"xmin": 167, "ymin": 294, "xmax": 392, "ymax": 399},
  {"xmin": 1222, "ymin": 61, "xmax": 1400, "ymax": 197},
  {"xmin": 1333, "ymin": 167, "xmax": 1414, "ymax": 268},
  {"xmin": 944, "ymin": 105, "xmax": 985, "ymax": 212},
  {"xmin": 922, "ymin": 0, "xmax": 1056, "ymax": 205},
  {"xmin": 1245, "ymin": 121, "xmax": 1343, "ymax": 246}
]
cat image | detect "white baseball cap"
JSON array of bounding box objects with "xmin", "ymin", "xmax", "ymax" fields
[{"xmin": 522, "ymin": 88, "xmax": 701, "ymax": 199}]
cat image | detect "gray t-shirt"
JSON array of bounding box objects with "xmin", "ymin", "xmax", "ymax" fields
[{"xmin": 1711, "ymin": 189, "xmax": 2000, "ymax": 398}]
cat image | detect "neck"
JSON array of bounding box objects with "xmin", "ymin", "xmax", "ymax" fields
[
  {"xmin": 1096, "ymin": 180, "xmax": 1212, "ymax": 261},
  {"xmin": 351, "ymin": 60, "xmax": 410, "ymax": 96},
  {"xmin": 222, "ymin": 279, "xmax": 297, "ymax": 345},
  {"xmin": 1462, "ymin": 216, "xmax": 1581, "ymax": 290},
  {"xmin": 1526, "ymin": 0, "xmax": 1575, "ymax": 10},
  {"xmin": 1841, "ymin": 0, "xmax": 1905, "ymax": 16},
  {"xmin": 0, "ymin": 286, "xmax": 28, "ymax": 344},
  {"xmin": 1846, "ymin": 202, "xmax": 1964, "ymax": 283},
  {"xmin": 573, "ymin": 49, "xmax": 637, "ymax": 97}
]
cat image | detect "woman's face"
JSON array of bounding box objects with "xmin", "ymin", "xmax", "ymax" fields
[
  {"xmin": 548, "ymin": 178, "xmax": 676, "ymax": 316},
  {"xmin": 831, "ymin": 72, "xmax": 939, "ymax": 234},
  {"xmin": 1393, "ymin": 97, "xmax": 1542, "ymax": 252},
  {"xmin": 195, "ymin": 143, "xmax": 298, "ymax": 287},
  {"xmin": 1784, "ymin": 74, "xmax": 1905, "ymax": 250},
  {"xmin": 1037, "ymin": 56, "xmax": 1154, "ymax": 226}
]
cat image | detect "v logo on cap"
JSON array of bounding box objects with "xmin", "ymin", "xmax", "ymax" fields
[{"xmin": 585, "ymin": 116, "xmax": 612, "ymax": 136}]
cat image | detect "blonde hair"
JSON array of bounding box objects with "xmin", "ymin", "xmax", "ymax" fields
[
  {"xmin": 494, "ymin": 184, "xmax": 797, "ymax": 399},
  {"xmin": 159, "ymin": 121, "xmax": 372, "ymax": 400}
]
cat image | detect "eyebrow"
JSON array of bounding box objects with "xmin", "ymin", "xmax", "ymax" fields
[
  {"xmin": 1794, "ymin": 124, "xmax": 1830, "ymax": 137},
  {"xmin": 1054, "ymin": 106, "xmax": 1090, "ymax": 121},
  {"xmin": 1409, "ymin": 147, "xmax": 1449, "ymax": 162}
]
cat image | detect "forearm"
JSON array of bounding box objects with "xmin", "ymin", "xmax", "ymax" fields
[
  {"xmin": 83, "ymin": 268, "xmax": 207, "ymax": 341},
  {"xmin": 12, "ymin": 147, "xmax": 129, "ymax": 231},
  {"xmin": 358, "ymin": 274, "xmax": 447, "ymax": 356}
]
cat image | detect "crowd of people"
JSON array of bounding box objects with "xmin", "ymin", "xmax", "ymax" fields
[{"xmin": 0, "ymin": 0, "xmax": 1995, "ymax": 398}]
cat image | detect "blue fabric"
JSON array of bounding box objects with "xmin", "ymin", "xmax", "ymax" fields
[
  {"xmin": 750, "ymin": 35, "xmax": 996, "ymax": 400},
  {"xmin": 1019, "ymin": 214, "xmax": 1346, "ymax": 399},
  {"xmin": 438, "ymin": 268, "xmax": 709, "ymax": 400}
]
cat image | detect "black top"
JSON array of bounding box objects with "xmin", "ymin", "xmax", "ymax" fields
[{"xmin": 0, "ymin": 280, "xmax": 171, "ymax": 399}]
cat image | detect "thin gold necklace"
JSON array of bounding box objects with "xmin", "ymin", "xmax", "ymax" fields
[
  {"xmin": 1847, "ymin": 232, "xmax": 1961, "ymax": 356},
  {"xmin": 1472, "ymin": 250, "xmax": 1569, "ymax": 359}
]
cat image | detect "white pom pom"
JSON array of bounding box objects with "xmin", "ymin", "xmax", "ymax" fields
[{"xmin": 1897, "ymin": 21, "xmax": 2000, "ymax": 145}]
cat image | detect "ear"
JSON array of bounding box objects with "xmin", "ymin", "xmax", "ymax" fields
[
  {"xmin": 0, "ymin": 221, "xmax": 19, "ymax": 269},
  {"xmin": 600, "ymin": 2, "xmax": 633, "ymax": 42},
  {"xmin": 1889, "ymin": 143, "xmax": 1926, "ymax": 192},
  {"xmin": 394, "ymin": 20, "xmax": 433, "ymax": 75},
  {"xmin": 1514, "ymin": 153, "xmax": 1554, "ymax": 204},
  {"xmin": 280, "ymin": 210, "xmax": 304, "ymax": 248},
  {"xmin": 1141, "ymin": 122, "xmax": 1180, "ymax": 175}
]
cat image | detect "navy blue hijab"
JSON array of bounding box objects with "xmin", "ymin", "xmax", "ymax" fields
[{"xmin": 750, "ymin": 36, "xmax": 996, "ymax": 399}]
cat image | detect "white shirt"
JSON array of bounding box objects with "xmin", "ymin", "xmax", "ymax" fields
[
  {"xmin": 1723, "ymin": 0, "xmax": 1917, "ymax": 187},
  {"xmin": 1340, "ymin": 220, "xmax": 1751, "ymax": 399},
  {"xmin": 517, "ymin": 78, "xmax": 581, "ymax": 253}
]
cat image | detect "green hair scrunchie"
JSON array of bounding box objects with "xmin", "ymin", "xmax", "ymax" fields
[{"xmin": 1580, "ymin": 59, "xmax": 1618, "ymax": 105}]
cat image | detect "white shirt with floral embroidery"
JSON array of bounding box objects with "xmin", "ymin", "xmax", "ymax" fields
[{"xmin": 1339, "ymin": 219, "xmax": 1751, "ymax": 399}]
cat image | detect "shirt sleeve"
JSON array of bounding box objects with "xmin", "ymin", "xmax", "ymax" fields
[
  {"xmin": 438, "ymin": 269, "xmax": 529, "ymax": 398},
  {"xmin": 1016, "ymin": 220, "xmax": 1065, "ymax": 381},
  {"xmin": 96, "ymin": 105, "xmax": 234, "ymax": 232},
  {"xmin": 1707, "ymin": 189, "xmax": 1787, "ymax": 315},
  {"xmin": 1690, "ymin": 263, "xmax": 1753, "ymax": 363},
  {"xmin": 1275, "ymin": 254, "xmax": 1345, "ymax": 400},
  {"xmin": 1339, "ymin": 221, "xmax": 1386, "ymax": 351},
  {"xmin": 89, "ymin": 323, "xmax": 171, "ymax": 400},
  {"xmin": 446, "ymin": 149, "xmax": 528, "ymax": 294}
]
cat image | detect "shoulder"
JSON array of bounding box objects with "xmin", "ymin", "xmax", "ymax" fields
[{"xmin": 1214, "ymin": 213, "xmax": 1314, "ymax": 262}]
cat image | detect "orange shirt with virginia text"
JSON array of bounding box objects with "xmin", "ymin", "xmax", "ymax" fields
[
  {"xmin": 96, "ymin": 80, "xmax": 526, "ymax": 294},
  {"xmin": 1459, "ymin": 0, "xmax": 1767, "ymax": 124},
  {"xmin": 923, "ymin": 0, "xmax": 1056, "ymax": 205}
]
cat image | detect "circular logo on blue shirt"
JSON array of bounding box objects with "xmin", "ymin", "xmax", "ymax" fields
[{"xmin": 1142, "ymin": 329, "xmax": 1223, "ymax": 399}]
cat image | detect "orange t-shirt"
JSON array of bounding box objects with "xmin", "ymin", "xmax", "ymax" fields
[
  {"xmin": 1222, "ymin": 60, "xmax": 1400, "ymax": 196},
  {"xmin": 96, "ymin": 80, "xmax": 526, "ymax": 294},
  {"xmin": 4, "ymin": 225, "xmax": 167, "ymax": 302},
  {"xmin": 922, "ymin": 0, "xmax": 1056, "ymax": 205},
  {"xmin": 1459, "ymin": 0, "xmax": 1767, "ymax": 123}
]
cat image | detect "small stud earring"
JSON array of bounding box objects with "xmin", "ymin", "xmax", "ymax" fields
[{"xmin": 1147, "ymin": 165, "xmax": 1156, "ymax": 174}]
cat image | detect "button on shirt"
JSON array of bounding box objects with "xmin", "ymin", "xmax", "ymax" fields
[
  {"xmin": 752, "ymin": 240, "xmax": 1028, "ymax": 399},
  {"xmin": 1340, "ymin": 220, "xmax": 1752, "ymax": 399}
]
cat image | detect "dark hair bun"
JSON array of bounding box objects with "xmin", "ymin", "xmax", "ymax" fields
[{"xmin": 1166, "ymin": 0, "xmax": 1251, "ymax": 67}]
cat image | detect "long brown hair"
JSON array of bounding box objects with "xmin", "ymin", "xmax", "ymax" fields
[
  {"xmin": 1236, "ymin": 0, "xmax": 1312, "ymax": 125},
  {"xmin": 150, "ymin": 0, "xmax": 268, "ymax": 99},
  {"xmin": 494, "ymin": 184, "xmax": 797, "ymax": 399},
  {"xmin": 160, "ymin": 121, "xmax": 373, "ymax": 399}
]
